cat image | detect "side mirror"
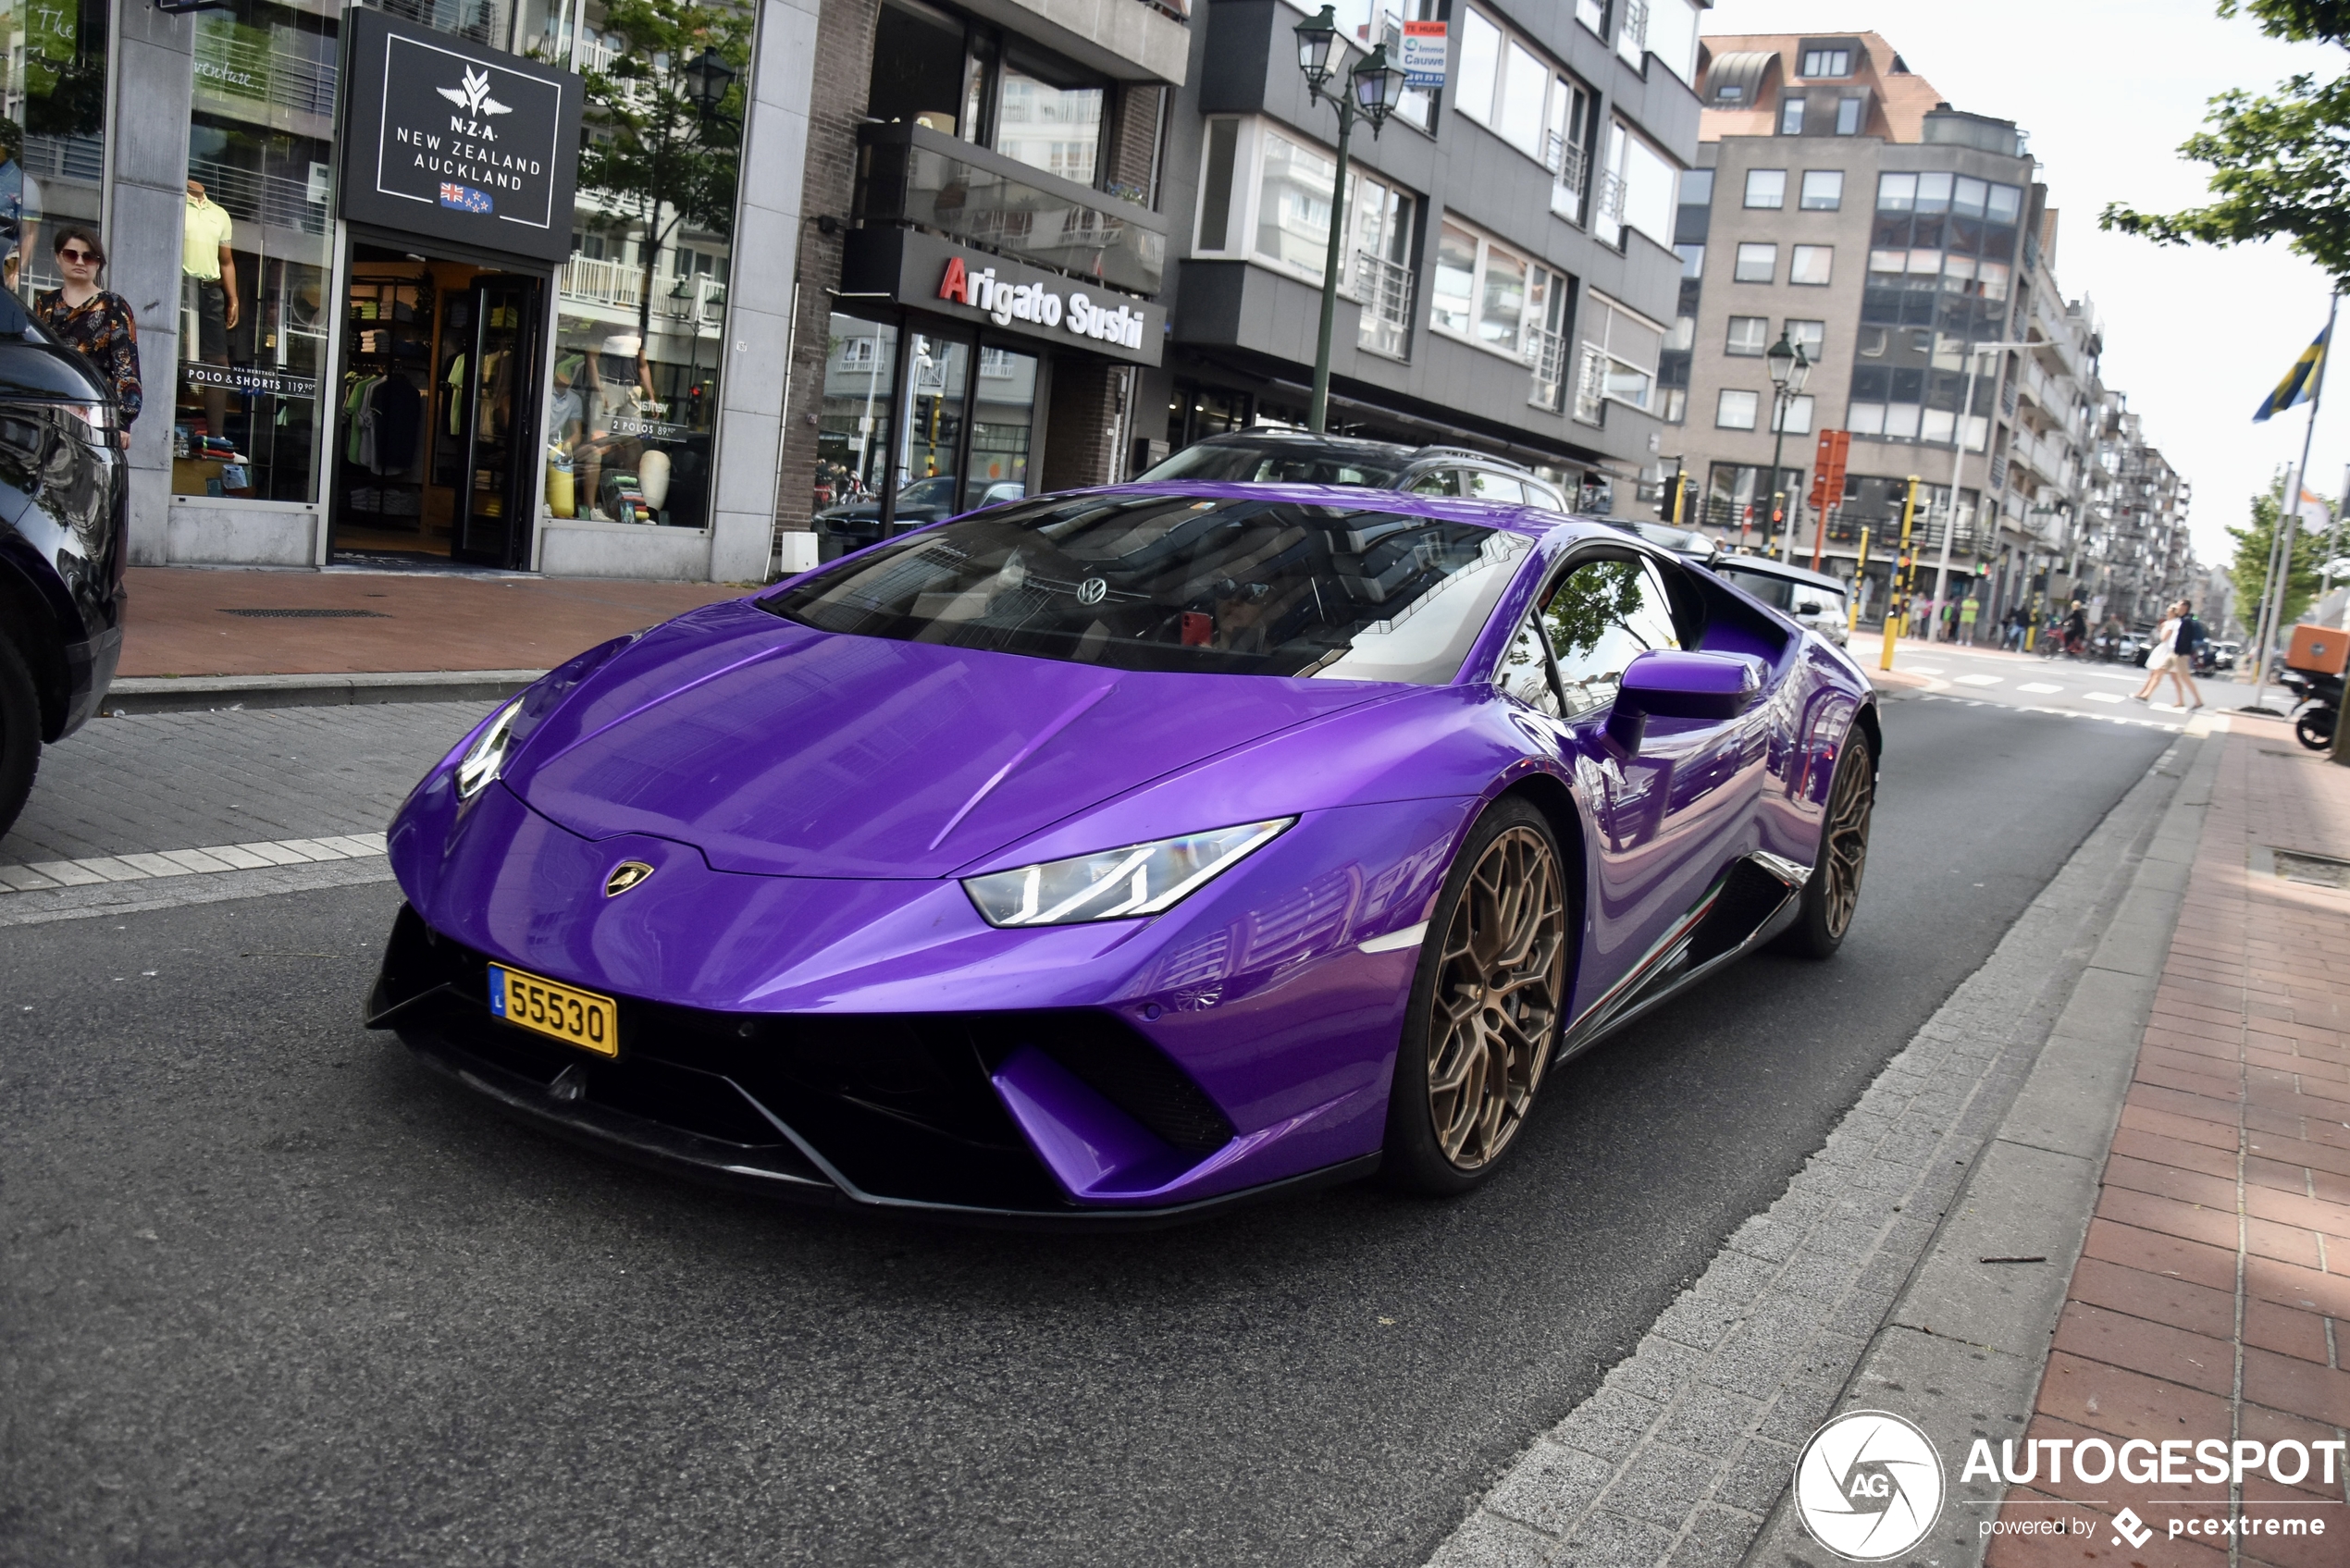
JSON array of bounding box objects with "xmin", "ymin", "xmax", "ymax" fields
[
  {"xmin": 1607, "ymin": 650, "xmax": 1766, "ymax": 751},
  {"xmin": 1797, "ymin": 599, "xmax": 1824, "ymax": 616}
]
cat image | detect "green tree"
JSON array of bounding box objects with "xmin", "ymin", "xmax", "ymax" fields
[
  {"xmin": 2100, "ymin": 2, "xmax": 2350, "ymax": 278},
  {"xmin": 575, "ymin": 0, "xmax": 751, "ymax": 374},
  {"xmin": 2230, "ymin": 468, "xmax": 2331, "ymax": 635}
]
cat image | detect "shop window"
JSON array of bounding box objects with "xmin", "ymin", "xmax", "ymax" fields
[
  {"xmin": 170, "ymin": 0, "xmax": 338, "ymax": 509},
  {"xmin": 814, "ymin": 314, "xmax": 897, "ymax": 511},
  {"xmin": 4, "ymin": 0, "xmax": 106, "ymax": 302},
  {"xmin": 548, "ymin": 0, "xmax": 751, "ymax": 529}
]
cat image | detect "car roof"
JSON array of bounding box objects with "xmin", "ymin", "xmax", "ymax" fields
[
  {"xmin": 1713, "ymin": 554, "xmax": 1846, "ymax": 591},
  {"xmin": 1102, "ymin": 479, "xmax": 1613, "ymax": 544},
  {"xmin": 1180, "ymin": 430, "xmax": 1546, "ymax": 479}
]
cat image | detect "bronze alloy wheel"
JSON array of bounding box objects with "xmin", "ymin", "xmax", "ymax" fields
[
  {"xmin": 1820, "ymin": 738, "xmax": 1874, "ymax": 940},
  {"xmin": 1424, "ymin": 823, "xmax": 1569, "ymax": 1171}
]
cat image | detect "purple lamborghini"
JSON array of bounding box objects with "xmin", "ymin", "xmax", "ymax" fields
[{"xmin": 367, "ymin": 482, "xmax": 1878, "ymax": 1222}]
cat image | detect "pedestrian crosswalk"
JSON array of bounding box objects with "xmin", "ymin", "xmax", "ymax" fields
[{"xmin": 0, "ymin": 833, "xmax": 389, "ymax": 894}]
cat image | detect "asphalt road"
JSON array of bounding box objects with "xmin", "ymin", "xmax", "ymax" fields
[
  {"xmin": 1883, "ymin": 638, "xmax": 2261, "ymax": 727},
  {"xmin": 0, "ymin": 695, "xmax": 2173, "ymax": 1568}
]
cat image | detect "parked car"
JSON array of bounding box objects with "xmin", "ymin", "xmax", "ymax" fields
[
  {"xmin": 1138, "ymin": 430, "xmax": 1571, "ymax": 512},
  {"xmin": 369, "ymin": 481, "xmax": 1880, "ymax": 1222},
  {"xmin": 814, "ymin": 475, "xmax": 1028, "ymax": 561},
  {"xmin": 1708, "ymin": 555, "xmax": 1850, "ymax": 647},
  {"xmin": 0, "ymin": 295, "xmax": 130, "ymax": 839}
]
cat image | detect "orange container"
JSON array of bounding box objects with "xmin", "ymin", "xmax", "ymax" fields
[{"xmin": 2288, "ymin": 623, "xmax": 2349, "ymax": 674}]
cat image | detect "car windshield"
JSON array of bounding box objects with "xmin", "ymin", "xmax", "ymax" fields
[
  {"xmin": 764, "ymin": 492, "xmax": 1530, "ymax": 683},
  {"xmin": 1717, "ymin": 565, "xmax": 1839, "ymax": 611},
  {"xmin": 1633, "ymin": 522, "xmax": 1713, "ymax": 554},
  {"xmin": 1139, "ymin": 440, "xmax": 1412, "ymax": 488},
  {"xmin": 897, "ymin": 476, "xmax": 959, "ymax": 508}
]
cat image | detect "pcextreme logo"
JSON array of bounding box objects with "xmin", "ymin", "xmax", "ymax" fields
[{"xmin": 1794, "ymin": 1411, "xmax": 1945, "ymax": 1562}]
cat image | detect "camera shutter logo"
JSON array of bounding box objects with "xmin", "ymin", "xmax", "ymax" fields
[{"xmin": 1793, "ymin": 1411, "xmax": 1946, "ymax": 1562}]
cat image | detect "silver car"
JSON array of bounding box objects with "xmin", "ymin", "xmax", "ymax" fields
[{"xmin": 1709, "ymin": 555, "xmax": 1851, "ymax": 647}]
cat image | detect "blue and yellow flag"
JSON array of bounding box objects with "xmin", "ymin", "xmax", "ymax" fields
[{"xmin": 2254, "ymin": 324, "xmax": 2330, "ymax": 422}]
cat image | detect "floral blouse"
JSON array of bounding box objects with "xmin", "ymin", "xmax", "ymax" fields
[{"xmin": 32, "ymin": 288, "xmax": 142, "ymax": 426}]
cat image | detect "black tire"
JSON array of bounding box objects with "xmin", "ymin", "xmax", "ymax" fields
[
  {"xmin": 1779, "ymin": 727, "xmax": 1875, "ymax": 960},
  {"xmin": 2295, "ymin": 707, "xmax": 2334, "ymax": 752},
  {"xmin": 0, "ymin": 635, "xmax": 40, "ymax": 842},
  {"xmin": 1381, "ymin": 797, "xmax": 1572, "ymax": 1196}
]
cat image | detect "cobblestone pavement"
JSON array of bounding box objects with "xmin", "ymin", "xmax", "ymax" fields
[
  {"xmin": 4, "ymin": 703, "xmax": 482, "ymax": 867},
  {"xmin": 1988, "ymin": 722, "xmax": 2350, "ymax": 1566},
  {"xmin": 1426, "ymin": 736, "xmax": 2208, "ymax": 1568}
]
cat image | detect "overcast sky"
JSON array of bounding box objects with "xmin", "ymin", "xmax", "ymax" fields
[{"xmin": 1701, "ymin": 0, "xmax": 2347, "ymax": 567}]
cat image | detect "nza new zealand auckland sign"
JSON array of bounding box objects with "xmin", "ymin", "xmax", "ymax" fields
[{"xmin": 337, "ymin": 7, "xmax": 583, "ymax": 265}]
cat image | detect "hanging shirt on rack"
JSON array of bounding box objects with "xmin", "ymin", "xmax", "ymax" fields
[{"xmin": 372, "ymin": 376, "xmax": 422, "ymax": 474}]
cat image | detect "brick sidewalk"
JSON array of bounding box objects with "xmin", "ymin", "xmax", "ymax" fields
[
  {"xmin": 118, "ymin": 567, "xmax": 745, "ymax": 678},
  {"xmin": 1990, "ymin": 718, "xmax": 2350, "ymax": 1565}
]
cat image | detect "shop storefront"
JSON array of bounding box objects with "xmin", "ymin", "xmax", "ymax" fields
[
  {"xmin": 822, "ymin": 225, "xmax": 1163, "ymax": 553},
  {"xmin": 76, "ymin": 0, "xmax": 797, "ymax": 581}
]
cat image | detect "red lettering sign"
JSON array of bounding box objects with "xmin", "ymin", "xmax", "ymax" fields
[{"xmin": 938, "ymin": 256, "xmax": 968, "ymax": 305}]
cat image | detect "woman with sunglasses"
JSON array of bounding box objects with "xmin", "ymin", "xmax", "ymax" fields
[{"xmin": 31, "ymin": 225, "xmax": 141, "ymax": 445}]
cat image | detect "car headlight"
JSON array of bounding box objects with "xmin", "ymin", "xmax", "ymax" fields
[
  {"xmin": 962, "ymin": 818, "xmax": 1294, "ymax": 928},
  {"xmin": 453, "ymin": 698, "xmax": 524, "ymax": 800}
]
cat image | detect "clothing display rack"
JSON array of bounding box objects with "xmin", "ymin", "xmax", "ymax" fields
[{"xmin": 337, "ymin": 273, "xmax": 433, "ymax": 522}]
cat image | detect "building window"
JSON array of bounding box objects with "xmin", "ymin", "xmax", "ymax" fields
[
  {"xmin": 1836, "ymin": 97, "xmax": 1863, "ymax": 135},
  {"xmin": 1716, "ymin": 389, "xmax": 1760, "ymax": 429},
  {"xmin": 1429, "ymin": 216, "xmax": 1565, "ymax": 370},
  {"xmin": 1594, "ymin": 120, "xmax": 1677, "ymax": 251},
  {"xmin": 1194, "ymin": 117, "xmax": 1418, "ymax": 306},
  {"xmin": 1575, "ymin": 292, "xmax": 1664, "ymax": 423},
  {"xmin": 1196, "ymin": 117, "xmax": 1239, "ymax": 249},
  {"xmin": 1789, "ymin": 245, "xmax": 1834, "ymax": 285},
  {"xmin": 1616, "ymin": 0, "xmax": 1648, "ymax": 67},
  {"xmin": 1255, "ymin": 129, "xmax": 1340, "ymax": 276},
  {"xmin": 1676, "ymin": 243, "xmax": 1705, "ymax": 277},
  {"xmin": 1745, "ymin": 168, "xmax": 1787, "ymax": 208},
  {"xmin": 1662, "ymin": 388, "xmax": 1688, "ymax": 423},
  {"xmin": 996, "ymin": 53, "xmax": 1109, "ymax": 187},
  {"xmin": 1786, "ymin": 319, "xmax": 1826, "ymax": 357},
  {"xmin": 1726, "ymin": 315, "xmax": 1769, "ymax": 356},
  {"xmin": 1800, "ymin": 48, "xmax": 1851, "ymax": 77},
  {"xmin": 1771, "ymin": 393, "xmax": 1815, "ymax": 435},
  {"xmin": 1734, "ymin": 242, "xmax": 1776, "ymax": 282},
  {"xmin": 1800, "ymin": 170, "xmax": 1843, "ymax": 210},
  {"xmin": 1458, "ymin": 8, "xmax": 1596, "ymax": 182},
  {"xmin": 1779, "ymin": 96, "xmax": 1804, "ymax": 135}
]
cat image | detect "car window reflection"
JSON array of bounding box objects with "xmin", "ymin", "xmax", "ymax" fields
[{"xmin": 1541, "ymin": 559, "xmax": 1681, "ymax": 716}]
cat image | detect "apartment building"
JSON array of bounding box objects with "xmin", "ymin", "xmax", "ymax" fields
[
  {"xmin": 1664, "ymin": 31, "xmax": 2139, "ymax": 623},
  {"xmin": 1135, "ymin": 0, "xmax": 1707, "ymax": 510}
]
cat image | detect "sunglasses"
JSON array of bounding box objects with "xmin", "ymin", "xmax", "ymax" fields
[{"xmin": 58, "ymin": 247, "xmax": 99, "ymax": 263}]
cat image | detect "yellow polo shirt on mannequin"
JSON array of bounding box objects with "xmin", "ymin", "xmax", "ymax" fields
[{"xmin": 184, "ymin": 194, "xmax": 233, "ymax": 279}]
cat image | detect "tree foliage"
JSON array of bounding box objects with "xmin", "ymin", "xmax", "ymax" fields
[
  {"xmin": 575, "ymin": 0, "xmax": 751, "ymax": 353},
  {"xmin": 2100, "ymin": 3, "xmax": 2350, "ymax": 280},
  {"xmin": 2228, "ymin": 469, "xmax": 2331, "ymax": 633}
]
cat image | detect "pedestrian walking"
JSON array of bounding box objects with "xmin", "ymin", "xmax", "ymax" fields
[
  {"xmin": 1959, "ymin": 591, "xmax": 1980, "ymax": 646},
  {"xmin": 2006, "ymin": 604, "xmax": 2029, "ymax": 651},
  {"xmin": 2163, "ymin": 599, "xmax": 2207, "ymax": 709},
  {"xmin": 31, "ymin": 225, "xmax": 139, "ymax": 447},
  {"xmin": 2131, "ymin": 600, "xmax": 2204, "ymax": 707}
]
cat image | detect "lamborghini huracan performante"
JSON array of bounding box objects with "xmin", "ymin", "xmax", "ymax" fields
[{"xmin": 367, "ymin": 483, "xmax": 1879, "ymax": 1223}]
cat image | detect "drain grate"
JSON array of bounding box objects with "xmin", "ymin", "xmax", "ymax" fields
[
  {"xmin": 217, "ymin": 607, "xmax": 389, "ymax": 619},
  {"xmin": 2271, "ymin": 848, "xmax": 2349, "ymax": 888}
]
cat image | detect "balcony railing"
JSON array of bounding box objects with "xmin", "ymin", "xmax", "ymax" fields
[
  {"xmin": 189, "ymin": 155, "xmax": 328, "ymax": 237},
  {"xmin": 1525, "ymin": 324, "xmax": 1566, "ymax": 412},
  {"xmin": 1355, "ymin": 251, "xmax": 1413, "ymax": 360},
  {"xmin": 1545, "ymin": 134, "xmax": 1589, "ymax": 223},
  {"xmin": 560, "ymin": 255, "xmax": 729, "ymax": 327},
  {"xmin": 1573, "ymin": 345, "xmax": 1608, "ymax": 426},
  {"xmin": 855, "ymin": 122, "xmax": 1168, "ymax": 298},
  {"xmin": 193, "ymin": 25, "xmax": 339, "ymax": 120}
]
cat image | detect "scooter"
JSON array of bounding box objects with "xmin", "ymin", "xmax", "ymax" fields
[{"xmin": 2279, "ymin": 665, "xmax": 2345, "ymax": 751}]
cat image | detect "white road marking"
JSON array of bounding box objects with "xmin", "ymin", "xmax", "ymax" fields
[
  {"xmin": 1, "ymin": 833, "xmax": 390, "ymax": 895},
  {"xmin": 2084, "ymin": 691, "xmax": 2126, "ymax": 704},
  {"xmin": 2017, "ymin": 683, "xmax": 2063, "ymax": 695},
  {"xmin": 1904, "ymin": 664, "xmax": 1947, "ymax": 674},
  {"xmin": 1953, "ymin": 674, "xmax": 2003, "ymax": 687}
]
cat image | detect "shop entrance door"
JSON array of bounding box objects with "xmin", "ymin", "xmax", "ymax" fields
[{"xmin": 441, "ymin": 277, "xmax": 545, "ymax": 568}]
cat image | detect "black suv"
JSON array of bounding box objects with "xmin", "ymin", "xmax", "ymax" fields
[
  {"xmin": 0, "ymin": 293, "xmax": 130, "ymax": 838},
  {"xmin": 1137, "ymin": 431, "xmax": 1572, "ymax": 511}
]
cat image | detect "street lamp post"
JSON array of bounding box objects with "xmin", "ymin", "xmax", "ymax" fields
[
  {"xmin": 1928, "ymin": 339, "xmax": 2031, "ymax": 641},
  {"xmin": 1293, "ymin": 6, "xmax": 1406, "ymax": 433},
  {"xmin": 1763, "ymin": 329, "xmax": 1811, "ymax": 562}
]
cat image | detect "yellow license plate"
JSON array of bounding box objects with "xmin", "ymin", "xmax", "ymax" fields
[{"xmin": 489, "ymin": 963, "xmax": 618, "ymax": 1057}]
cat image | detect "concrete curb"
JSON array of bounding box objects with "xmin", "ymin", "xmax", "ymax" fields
[
  {"xmin": 1420, "ymin": 735, "xmax": 2214, "ymax": 1568},
  {"xmin": 103, "ymin": 670, "xmax": 546, "ymax": 714},
  {"xmin": 1740, "ymin": 732, "xmax": 2222, "ymax": 1567}
]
